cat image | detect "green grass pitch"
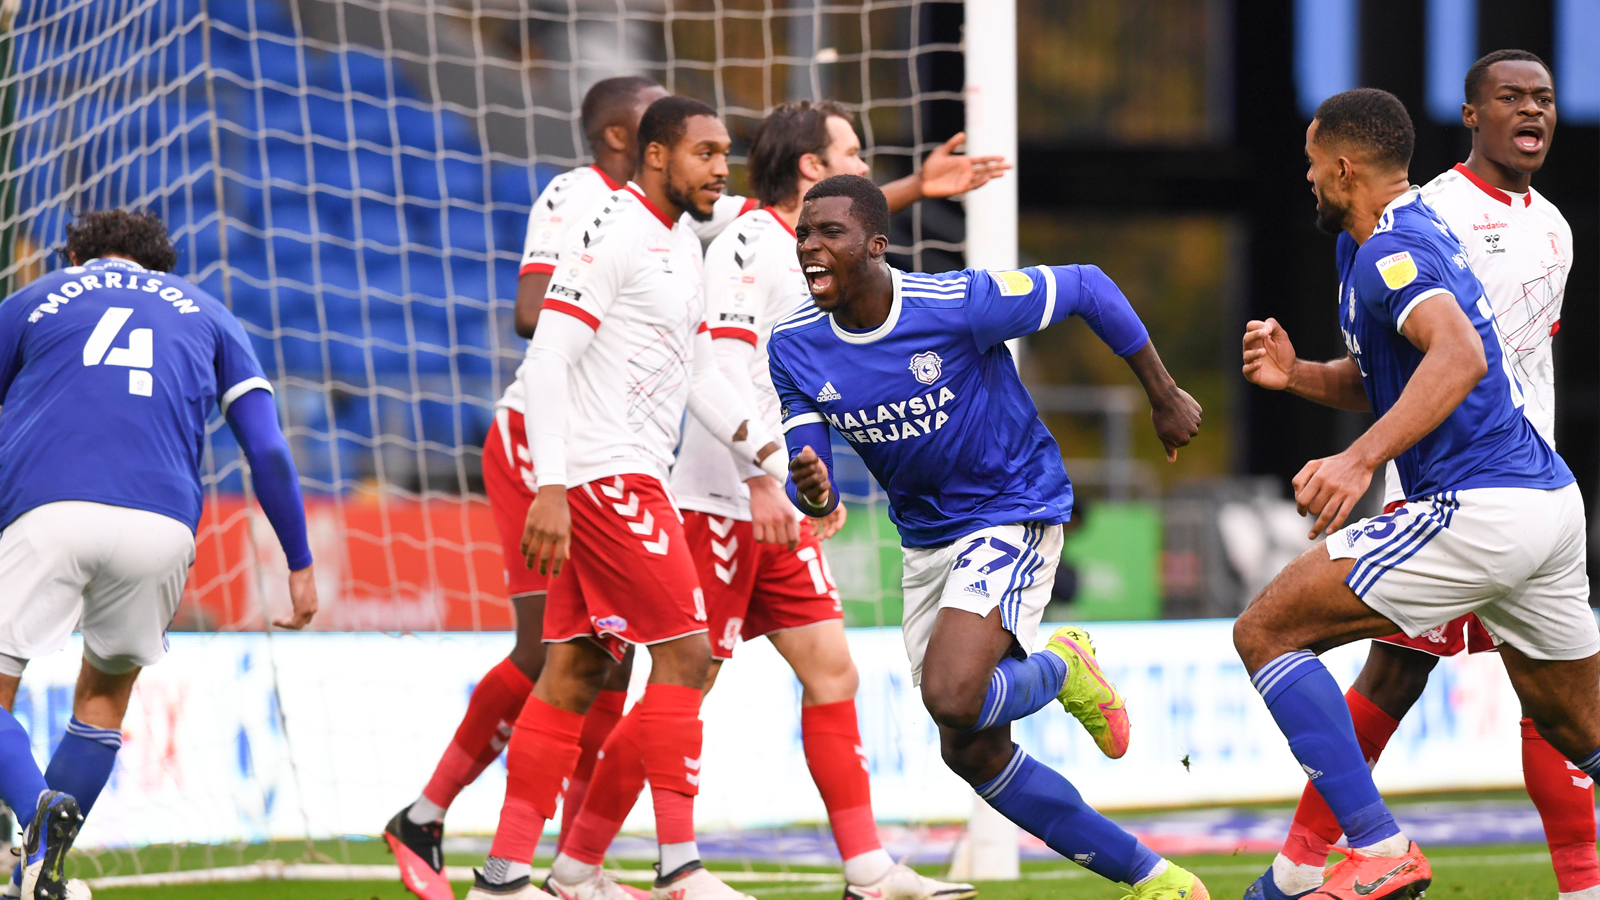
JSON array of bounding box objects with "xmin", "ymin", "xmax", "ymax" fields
[{"xmin": 77, "ymin": 842, "xmax": 1565, "ymax": 899}]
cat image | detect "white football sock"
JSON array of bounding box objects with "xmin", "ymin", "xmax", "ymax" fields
[
  {"xmin": 1271, "ymin": 853, "xmax": 1324, "ymax": 895},
  {"xmin": 484, "ymin": 857, "xmax": 532, "ymax": 885},
  {"xmin": 407, "ymin": 795, "xmax": 446, "ymax": 825},
  {"xmin": 841, "ymin": 849, "xmax": 894, "ymax": 886},
  {"xmin": 1354, "ymin": 832, "xmax": 1409, "ymax": 859},
  {"xmin": 552, "ymin": 852, "xmax": 599, "ymax": 886},
  {"xmin": 1133, "ymin": 858, "xmax": 1170, "ymax": 887},
  {"xmin": 659, "ymin": 841, "xmax": 700, "ymax": 875}
]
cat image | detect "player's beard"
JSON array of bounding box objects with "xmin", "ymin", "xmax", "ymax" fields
[
  {"xmin": 1314, "ymin": 188, "xmax": 1350, "ymax": 235},
  {"xmin": 665, "ymin": 169, "xmax": 721, "ymax": 223}
]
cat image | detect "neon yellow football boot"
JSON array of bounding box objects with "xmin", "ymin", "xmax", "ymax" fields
[
  {"xmin": 1118, "ymin": 863, "xmax": 1208, "ymax": 900},
  {"xmin": 1044, "ymin": 625, "xmax": 1131, "ymax": 759}
]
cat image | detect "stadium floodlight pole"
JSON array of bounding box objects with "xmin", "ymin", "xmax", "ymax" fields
[{"xmin": 952, "ymin": 0, "xmax": 1023, "ymax": 883}]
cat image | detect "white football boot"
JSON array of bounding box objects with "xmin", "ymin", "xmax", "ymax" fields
[
  {"xmin": 650, "ymin": 863, "xmax": 755, "ymax": 900},
  {"xmin": 844, "ymin": 864, "xmax": 976, "ymax": 900}
]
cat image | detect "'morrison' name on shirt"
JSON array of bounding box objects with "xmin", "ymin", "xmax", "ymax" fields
[
  {"xmin": 28, "ymin": 271, "xmax": 199, "ymax": 323},
  {"xmin": 827, "ymin": 386, "xmax": 956, "ymax": 444}
]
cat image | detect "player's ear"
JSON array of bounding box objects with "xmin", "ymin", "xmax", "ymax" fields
[
  {"xmin": 642, "ymin": 140, "xmax": 668, "ymax": 173},
  {"xmin": 868, "ymin": 232, "xmax": 889, "ymax": 258},
  {"xmin": 1461, "ymin": 102, "xmax": 1478, "ymax": 131},
  {"xmin": 603, "ymin": 123, "xmax": 630, "ymax": 154},
  {"xmin": 798, "ymin": 152, "xmax": 826, "ymax": 183}
]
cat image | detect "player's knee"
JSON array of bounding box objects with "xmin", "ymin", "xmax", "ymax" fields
[
  {"xmin": 920, "ymin": 675, "xmax": 982, "ymax": 732},
  {"xmin": 797, "ymin": 652, "xmax": 858, "ymax": 705},
  {"xmin": 937, "ymin": 733, "xmax": 1008, "ymax": 785},
  {"xmin": 506, "ymin": 641, "xmax": 547, "ymax": 682},
  {"xmin": 647, "ymin": 633, "xmax": 714, "ymax": 688}
]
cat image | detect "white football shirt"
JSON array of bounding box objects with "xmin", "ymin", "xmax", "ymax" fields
[
  {"xmin": 500, "ymin": 165, "xmax": 756, "ymax": 416},
  {"xmin": 527, "ymin": 183, "xmax": 709, "ymax": 487},
  {"xmin": 1382, "ymin": 162, "xmax": 1572, "ymax": 505},
  {"xmin": 672, "ymin": 207, "xmax": 811, "ymax": 519}
]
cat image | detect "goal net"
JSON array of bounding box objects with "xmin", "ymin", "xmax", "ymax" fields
[{"xmin": 0, "ymin": 0, "xmax": 983, "ymax": 885}]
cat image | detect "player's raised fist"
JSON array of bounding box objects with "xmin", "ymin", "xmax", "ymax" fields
[
  {"xmin": 521, "ymin": 485, "xmax": 572, "ymax": 576},
  {"xmin": 1152, "ymin": 386, "xmax": 1202, "ymax": 463},
  {"xmin": 274, "ymin": 565, "xmax": 320, "ymax": 630},
  {"xmin": 790, "ymin": 445, "xmax": 832, "ymax": 511},
  {"xmin": 1242, "ymin": 317, "xmax": 1297, "ymax": 391}
]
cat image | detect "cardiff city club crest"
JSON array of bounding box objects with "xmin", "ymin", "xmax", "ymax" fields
[{"xmin": 909, "ymin": 351, "xmax": 942, "ymax": 385}]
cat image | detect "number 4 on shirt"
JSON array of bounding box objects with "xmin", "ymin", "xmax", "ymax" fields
[{"xmin": 83, "ymin": 306, "xmax": 154, "ymax": 396}]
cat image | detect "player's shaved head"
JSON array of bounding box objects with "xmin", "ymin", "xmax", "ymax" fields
[
  {"xmin": 748, "ymin": 100, "xmax": 856, "ymax": 207},
  {"xmin": 1311, "ymin": 88, "xmax": 1414, "ymax": 173},
  {"xmin": 803, "ymin": 175, "xmax": 889, "ymax": 240},
  {"xmin": 637, "ymin": 95, "xmax": 720, "ymax": 168},
  {"xmin": 61, "ymin": 208, "xmax": 176, "ymax": 272},
  {"xmin": 579, "ymin": 76, "xmax": 663, "ymax": 150}
]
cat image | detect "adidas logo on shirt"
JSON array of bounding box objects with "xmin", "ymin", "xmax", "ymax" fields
[{"xmin": 816, "ymin": 382, "xmax": 842, "ymax": 402}]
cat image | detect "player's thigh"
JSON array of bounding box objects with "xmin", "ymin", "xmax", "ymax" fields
[
  {"xmin": 1476, "ymin": 484, "xmax": 1599, "ymax": 662},
  {"xmin": 79, "ymin": 506, "xmax": 195, "ymax": 675},
  {"xmin": 1232, "ymin": 542, "xmax": 1398, "ymax": 672},
  {"xmin": 483, "ymin": 410, "xmax": 547, "ymax": 600},
  {"xmin": 681, "ymin": 511, "xmax": 756, "ymax": 662},
  {"xmin": 0, "ymin": 502, "xmax": 98, "ymax": 666}
]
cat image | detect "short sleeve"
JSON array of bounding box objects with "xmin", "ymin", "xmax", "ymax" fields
[
  {"xmin": 769, "ymin": 344, "xmax": 826, "ymax": 434},
  {"xmin": 541, "ymin": 208, "xmax": 631, "ymax": 331},
  {"xmin": 702, "ymin": 232, "xmax": 765, "ymax": 346},
  {"xmin": 520, "ymin": 174, "xmax": 574, "ymax": 276},
  {"xmin": 213, "ymin": 304, "xmax": 272, "ymax": 414},
  {"xmin": 1358, "ymin": 238, "xmax": 1456, "ymax": 333},
  {"xmin": 965, "ymin": 266, "xmax": 1065, "ymax": 350},
  {"xmin": 0, "ymin": 294, "xmax": 29, "ymax": 403}
]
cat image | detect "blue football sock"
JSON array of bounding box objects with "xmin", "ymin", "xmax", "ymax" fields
[
  {"xmin": 1252, "ymin": 651, "xmax": 1399, "ymax": 848},
  {"xmin": 0, "ymin": 708, "xmax": 45, "ymax": 830},
  {"xmin": 968, "ymin": 652, "xmax": 1068, "ymax": 732},
  {"xmin": 1572, "ymin": 746, "xmax": 1600, "ymax": 784},
  {"xmin": 45, "ymin": 718, "xmax": 122, "ymax": 815},
  {"xmin": 976, "ymin": 744, "xmax": 1161, "ymax": 885}
]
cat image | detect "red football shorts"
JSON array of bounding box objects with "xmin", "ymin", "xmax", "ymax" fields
[
  {"xmin": 484, "ymin": 408, "xmax": 547, "ymax": 597},
  {"xmin": 1369, "ymin": 497, "xmax": 1496, "ymax": 657},
  {"xmin": 682, "ymin": 512, "xmax": 844, "ymax": 660},
  {"xmin": 544, "ymin": 474, "xmax": 708, "ymax": 660}
]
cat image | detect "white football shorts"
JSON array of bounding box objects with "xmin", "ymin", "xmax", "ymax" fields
[
  {"xmin": 1327, "ymin": 483, "xmax": 1596, "ymax": 660},
  {"xmin": 901, "ymin": 522, "xmax": 1064, "ymax": 685},
  {"xmin": 0, "ymin": 500, "xmax": 195, "ymax": 676}
]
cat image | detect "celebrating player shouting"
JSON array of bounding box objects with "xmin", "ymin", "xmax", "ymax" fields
[
  {"xmin": 464, "ymin": 96, "xmax": 789, "ymax": 900},
  {"xmin": 772, "ymin": 175, "xmax": 1207, "ymax": 899},
  {"xmin": 546, "ymin": 101, "xmax": 987, "ymax": 900},
  {"xmin": 0, "ymin": 210, "xmax": 318, "ymax": 900},
  {"xmin": 1252, "ymin": 52, "xmax": 1589, "ymax": 900},
  {"xmin": 1235, "ymin": 88, "xmax": 1597, "ymax": 900}
]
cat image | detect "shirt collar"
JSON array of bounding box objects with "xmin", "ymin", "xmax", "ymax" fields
[
  {"xmin": 830, "ymin": 267, "xmax": 902, "ymax": 345},
  {"xmin": 1453, "ymin": 162, "xmax": 1532, "ymax": 208},
  {"xmin": 625, "ymin": 181, "xmax": 678, "ymax": 230}
]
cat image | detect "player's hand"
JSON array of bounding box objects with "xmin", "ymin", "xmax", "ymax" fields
[
  {"xmin": 790, "ymin": 445, "xmax": 833, "ymax": 510},
  {"xmin": 918, "ymin": 132, "xmax": 1011, "ymax": 199},
  {"xmin": 522, "ymin": 485, "xmax": 572, "ymax": 576},
  {"xmin": 1150, "ymin": 386, "xmax": 1202, "ymax": 462},
  {"xmin": 814, "ymin": 503, "xmax": 848, "ymax": 540},
  {"xmin": 747, "ymin": 475, "xmax": 800, "ymax": 550},
  {"xmin": 1292, "ymin": 451, "xmax": 1375, "ymax": 539},
  {"xmin": 1242, "ymin": 318, "xmax": 1298, "ymax": 392},
  {"xmin": 275, "ymin": 565, "xmax": 319, "ymax": 630}
]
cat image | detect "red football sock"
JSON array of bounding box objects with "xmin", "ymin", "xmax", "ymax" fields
[
  {"xmin": 1281, "ymin": 688, "xmax": 1400, "ymax": 867},
  {"xmin": 638, "ymin": 684, "xmax": 704, "ymax": 846},
  {"xmin": 423, "ymin": 657, "xmax": 534, "ymax": 810},
  {"xmin": 488, "ymin": 697, "xmax": 585, "ymax": 863},
  {"xmin": 801, "ymin": 700, "xmax": 882, "ymax": 860},
  {"xmin": 562, "ymin": 707, "xmax": 648, "ymax": 866},
  {"xmin": 1522, "ymin": 718, "xmax": 1600, "ymax": 893},
  {"xmin": 558, "ymin": 689, "xmax": 626, "ymax": 851}
]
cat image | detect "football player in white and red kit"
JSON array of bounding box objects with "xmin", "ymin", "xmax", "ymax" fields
[
  {"xmin": 1254, "ymin": 50, "xmax": 1589, "ymax": 900},
  {"xmin": 547, "ymin": 101, "xmax": 994, "ymax": 900},
  {"xmin": 466, "ymin": 96, "xmax": 791, "ymax": 900}
]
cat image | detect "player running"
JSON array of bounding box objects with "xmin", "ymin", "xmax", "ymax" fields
[
  {"xmin": 1235, "ymin": 88, "xmax": 1598, "ymax": 900},
  {"xmin": 1250, "ymin": 52, "xmax": 1589, "ymax": 900},
  {"xmin": 0, "ymin": 210, "xmax": 317, "ymax": 900},
  {"xmin": 545, "ymin": 101, "xmax": 987, "ymax": 900},
  {"xmin": 465, "ymin": 96, "xmax": 791, "ymax": 900},
  {"xmin": 772, "ymin": 174, "xmax": 1207, "ymax": 899},
  {"xmin": 388, "ymin": 78, "xmax": 1009, "ymax": 900}
]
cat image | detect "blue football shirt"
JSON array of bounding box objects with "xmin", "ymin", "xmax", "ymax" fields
[
  {"xmin": 0, "ymin": 258, "xmax": 271, "ymax": 531},
  {"xmin": 768, "ymin": 265, "xmax": 1149, "ymax": 548},
  {"xmin": 1336, "ymin": 189, "xmax": 1572, "ymax": 498}
]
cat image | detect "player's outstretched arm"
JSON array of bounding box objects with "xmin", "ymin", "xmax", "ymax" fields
[
  {"xmin": 224, "ymin": 388, "xmax": 317, "ymax": 630},
  {"xmin": 1241, "ymin": 318, "xmax": 1369, "ymax": 411},
  {"xmin": 879, "ymin": 132, "xmax": 1010, "ymax": 214},
  {"xmin": 1290, "ymin": 294, "xmax": 1486, "ymax": 539}
]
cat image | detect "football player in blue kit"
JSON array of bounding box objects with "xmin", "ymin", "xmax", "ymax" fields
[
  {"xmin": 770, "ymin": 175, "xmax": 1206, "ymax": 900},
  {"xmin": 1236, "ymin": 89, "xmax": 1598, "ymax": 900},
  {"xmin": 0, "ymin": 210, "xmax": 317, "ymax": 899}
]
